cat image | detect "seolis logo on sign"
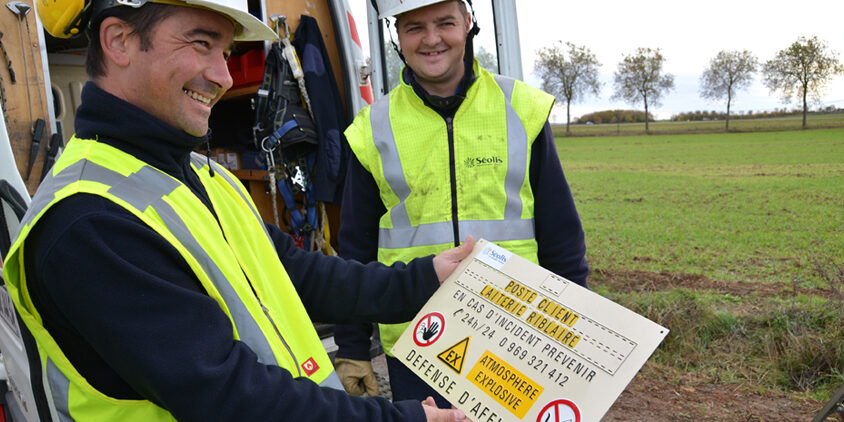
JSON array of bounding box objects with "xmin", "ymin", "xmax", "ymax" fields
[{"xmin": 484, "ymin": 249, "xmax": 508, "ymax": 265}]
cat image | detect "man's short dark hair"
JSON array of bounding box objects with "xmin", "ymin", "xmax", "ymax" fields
[{"xmin": 86, "ymin": 3, "xmax": 178, "ymax": 78}]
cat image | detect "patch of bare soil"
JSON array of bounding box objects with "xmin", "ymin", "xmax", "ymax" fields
[
  {"xmin": 603, "ymin": 363, "xmax": 832, "ymax": 421},
  {"xmin": 593, "ymin": 269, "xmax": 839, "ymax": 421},
  {"xmin": 590, "ymin": 268, "xmax": 839, "ymax": 300}
]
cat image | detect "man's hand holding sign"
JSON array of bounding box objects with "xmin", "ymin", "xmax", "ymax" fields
[{"xmin": 433, "ymin": 236, "xmax": 476, "ymax": 282}]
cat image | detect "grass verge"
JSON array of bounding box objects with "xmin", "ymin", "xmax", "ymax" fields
[
  {"xmin": 553, "ymin": 112, "xmax": 844, "ymax": 137},
  {"xmin": 560, "ymin": 128, "xmax": 844, "ymax": 401}
]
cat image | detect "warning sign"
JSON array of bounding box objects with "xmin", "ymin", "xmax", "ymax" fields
[
  {"xmin": 392, "ymin": 239, "xmax": 668, "ymax": 422},
  {"xmin": 467, "ymin": 350, "xmax": 544, "ymax": 419},
  {"xmin": 413, "ymin": 312, "xmax": 445, "ymax": 347},
  {"xmin": 536, "ymin": 399, "xmax": 581, "ymax": 422},
  {"xmin": 437, "ymin": 337, "xmax": 470, "ymax": 374}
]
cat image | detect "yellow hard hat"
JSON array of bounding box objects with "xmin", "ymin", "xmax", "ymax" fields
[{"xmin": 36, "ymin": 0, "xmax": 276, "ymax": 41}]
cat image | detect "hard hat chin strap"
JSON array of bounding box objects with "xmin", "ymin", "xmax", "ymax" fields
[
  {"xmin": 463, "ymin": 0, "xmax": 479, "ymax": 68},
  {"xmin": 465, "ymin": 0, "xmax": 480, "ymax": 38},
  {"xmin": 384, "ymin": 18, "xmax": 406, "ymax": 64},
  {"xmin": 463, "ymin": 33, "xmax": 475, "ymax": 75}
]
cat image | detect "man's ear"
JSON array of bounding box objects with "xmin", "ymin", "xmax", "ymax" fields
[
  {"xmin": 464, "ymin": 12, "xmax": 472, "ymax": 35},
  {"xmin": 99, "ymin": 16, "xmax": 133, "ymax": 68}
]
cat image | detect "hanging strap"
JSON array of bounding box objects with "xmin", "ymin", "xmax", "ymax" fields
[
  {"xmin": 252, "ymin": 36, "xmax": 321, "ymax": 250},
  {"xmin": 253, "ymin": 42, "xmax": 289, "ymax": 151}
]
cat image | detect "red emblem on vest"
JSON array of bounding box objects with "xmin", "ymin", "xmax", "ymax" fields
[{"xmin": 302, "ymin": 357, "xmax": 319, "ymax": 376}]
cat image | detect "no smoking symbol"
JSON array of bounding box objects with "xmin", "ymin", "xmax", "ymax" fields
[
  {"xmin": 413, "ymin": 312, "xmax": 445, "ymax": 347},
  {"xmin": 536, "ymin": 399, "xmax": 580, "ymax": 422}
]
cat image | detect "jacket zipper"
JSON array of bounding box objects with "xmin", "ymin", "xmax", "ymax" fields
[
  {"xmin": 261, "ymin": 304, "xmax": 302, "ymax": 376},
  {"xmin": 208, "ymin": 172, "xmax": 303, "ymax": 376},
  {"xmin": 242, "ymin": 271, "xmax": 302, "ymax": 376},
  {"xmin": 446, "ymin": 116, "xmax": 460, "ymax": 247}
]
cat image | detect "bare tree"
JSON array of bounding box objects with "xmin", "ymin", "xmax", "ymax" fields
[
  {"xmin": 383, "ymin": 41, "xmax": 404, "ymax": 90},
  {"xmin": 476, "ymin": 46, "xmax": 498, "ymax": 74},
  {"xmin": 534, "ymin": 41, "xmax": 602, "ymax": 134},
  {"xmin": 700, "ymin": 50, "xmax": 758, "ymax": 130},
  {"xmin": 762, "ymin": 36, "xmax": 844, "ymax": 128},
  {"xmin": 611, "ymin": 48, "xmax": 674, "ymax": 133}
]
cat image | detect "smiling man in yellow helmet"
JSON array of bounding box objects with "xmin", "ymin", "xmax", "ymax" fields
[
  {"xmin": 334, "ymin": 0, "xmax": 589, "ymax": 409},
  {"xmin": 3, "ymin": 0, "xmax": 471, "ymax": 420}
]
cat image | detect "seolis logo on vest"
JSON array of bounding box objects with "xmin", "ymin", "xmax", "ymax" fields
[{"xmin": 463, "ymin": 155, "xmax": 504, "ymax": 168}]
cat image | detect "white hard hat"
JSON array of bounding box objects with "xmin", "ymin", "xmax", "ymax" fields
[
  {"xmin": 38, "ymin": 0, "xmax": 276, "ymax": 41},
  {"xmin": 183, "ymin": 0, "xmax": 276, "ymax": 41},
  {"xmin": 374, "ymin": 0, "xmax": 459, "ymax": 20}
]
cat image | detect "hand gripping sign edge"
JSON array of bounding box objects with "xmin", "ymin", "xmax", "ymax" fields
[{"xmin": 413, "ymin": 311, "xmax": 445, "ymax": 347}]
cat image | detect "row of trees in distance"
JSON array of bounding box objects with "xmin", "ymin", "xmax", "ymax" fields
[
  {"xmin": 573, "ymin": 107, "xmax": 843, "ymax": 125},
  {"xmin": 576, "ymin": 110, "xmax": 651, "ymax": 124},
  {"xmin": 534, "ymin": 36, "xmax": 844, "ymax": 133},
  {"xmin": 669, "ymin": 106, "xmax": 841, "ymax": 123}
]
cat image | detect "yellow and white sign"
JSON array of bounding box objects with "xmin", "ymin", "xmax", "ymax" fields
[{"xmin": 392, "ymin": 239, "xmax": 668, "ymax": 422}]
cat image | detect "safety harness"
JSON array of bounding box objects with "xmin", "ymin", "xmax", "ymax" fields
[{"xmin": 252, "ymin": 17, "xmax": 322, "ymax": 251}]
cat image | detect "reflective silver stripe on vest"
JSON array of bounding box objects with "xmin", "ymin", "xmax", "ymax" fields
[
  {"xmin": 370, "ymin": 96, "xmax": 412, "ymax": 229},
  {"xmin": 494, "ymin": 75, "xmax": 529, "ymax": 221},
  {"xmin": 379, "ymin": 218, "xmax": 536, "ymax": 249},
  {"xmin": 321, "ymin": 371, "xmax": 343, "ymax": 390},
  {"xmin": 28, "ymin": 160, "xmax": 280, "ymax": 372},
  {"xmin": 372, "ymin": 76, "xmax": 535, "ymax": 249},
  {"xmin": 46, "ymin": 358, "xmax": 72, "ymax": 422}
]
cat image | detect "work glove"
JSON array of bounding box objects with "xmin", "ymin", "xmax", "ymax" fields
[{"xmin": 334, "ymin": 357, "xmax": 379, "ymax": 397}]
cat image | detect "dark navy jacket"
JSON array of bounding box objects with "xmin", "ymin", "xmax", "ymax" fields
[
  {"xmin": 22, "ymin": 83, "xmax": 432, "ymax": 421},
  {"xmin": 334, "ymin": 67, "xmax": 590, "ymax": 361},
  {"xmin": 292, "ymin": 15, "xmax": 349, "ymax": 205}
]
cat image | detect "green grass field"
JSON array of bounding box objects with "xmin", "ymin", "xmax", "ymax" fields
[
  {"xmin": 559, "ymin": 128, "xmax": 843, "ymax": 286},
  {"xmin": 557, "ymin": 128, "xmax": 844, "ymax": 399},
  {"xmin": 553, "ymin": 112, "xmax": 844, "ymax": 137}
]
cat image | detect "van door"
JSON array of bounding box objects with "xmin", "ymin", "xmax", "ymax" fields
[{"xmin": 1, "ymin": 103, "xmax": 40, "ymax": 422}]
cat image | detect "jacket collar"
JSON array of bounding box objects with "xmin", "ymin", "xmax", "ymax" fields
[
  {"xmin": 74, "ymin": 82, "xmax": 210, "ymax": 179},
  {"xmin": 403, "ymin": 58, "xmax": 477, "ymax": 118}
]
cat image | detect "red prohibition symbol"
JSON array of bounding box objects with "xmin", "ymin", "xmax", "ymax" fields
[
  {"xmin": 536, "ymin": 398, "xmax": 581, "ymax": 422},
  {"xmin": 413, "ymin": 312, "xmax": 445, "ymax": 347}
]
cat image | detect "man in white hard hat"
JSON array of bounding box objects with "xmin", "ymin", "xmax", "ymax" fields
[
  {"xmin": 3, "ymin": 0, "xmax": 471, "ymax": 420},
  {"xmin": 334, "ymin": 0, "xmax": 589, "ymax": 409}
]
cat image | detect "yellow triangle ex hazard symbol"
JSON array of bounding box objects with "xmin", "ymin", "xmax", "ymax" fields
[{"xmin": 437, "ymin": 336, "xmax": 470, "ymax": 374}]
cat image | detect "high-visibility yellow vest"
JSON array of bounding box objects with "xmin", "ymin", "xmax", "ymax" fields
[
  {"xmin": 345, "ymin": 62, "xmax": 554, "ymax": 356},
  {"xmin": 3, "ymin": 138, "xmax": 341, "ymax": 421}
]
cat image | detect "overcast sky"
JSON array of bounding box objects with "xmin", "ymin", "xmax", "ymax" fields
[{"xmin": 350, "ymin": 0, "xmax": 844, "ymax": 122}]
